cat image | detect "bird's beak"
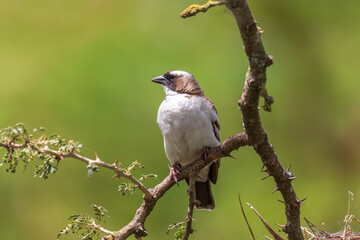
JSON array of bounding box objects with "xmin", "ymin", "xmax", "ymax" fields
[{"xmin": 151, "ymin": 75, "xmax": 167, "ymax": 85}]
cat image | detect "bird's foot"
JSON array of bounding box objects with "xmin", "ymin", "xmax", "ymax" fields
[
  {"xmin": 202, "ymin": 147, "xmax": 211, "ymax": 160},
  {"xmin": 168, "ymin": 163, "xmax": 181, "ymax": 186}
]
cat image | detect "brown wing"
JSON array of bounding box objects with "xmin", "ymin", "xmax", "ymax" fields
[{"xmin": 209, "ymin": 119, "xmax": 221, "ymax": 184}]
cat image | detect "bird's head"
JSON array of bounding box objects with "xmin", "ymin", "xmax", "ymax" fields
[{"xmin": 151, "ymin": 70, "xmax": 204, "ymax": 96}]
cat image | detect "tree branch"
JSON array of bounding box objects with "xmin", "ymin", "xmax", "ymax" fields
[
  {"xmin": 225, "ymin": 0, "xmax": 303, "ymax": 239},
  {"xmin": 0, "ymin": 140, "xmax": 153, "ymax": 200},
  {"xmin": 49, "ymin": 150, "xmax": 154, "ymax": 201},
  {"xmin": 183, "ymin": 173, "xmax": 196, "ymax": 240}
]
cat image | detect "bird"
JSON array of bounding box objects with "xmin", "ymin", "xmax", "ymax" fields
[{"xmin": 152, "ymin": 70, "xmax": 221, "ymax": 210}]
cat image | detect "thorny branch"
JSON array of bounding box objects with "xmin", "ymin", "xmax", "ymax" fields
[
  {"xmin": 0, "ymin": 140, "xmax": 153, "ymax": 200},
  {"xmin": 224, "ymin": 0, "xmax": 303, "ymax": 239}
]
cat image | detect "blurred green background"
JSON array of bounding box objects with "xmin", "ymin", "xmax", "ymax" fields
[{"xmin": 1, "ymin": 0, "xmax": 360, "ymax": 239}]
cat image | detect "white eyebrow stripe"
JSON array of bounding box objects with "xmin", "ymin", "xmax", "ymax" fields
[{"xmin": 170, "ymin": 70, "xmax": 193, "ymax": 78}]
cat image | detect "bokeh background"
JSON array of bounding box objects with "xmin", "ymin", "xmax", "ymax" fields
[{"xmin": 1, "ymin": 0, "xmax": 360, "ymax": 239}]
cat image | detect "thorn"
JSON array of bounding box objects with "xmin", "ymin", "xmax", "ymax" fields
[
  {"xmin": 300, "ymin": 197, "xmax": 308, "ymax": 204},
  {"xmin": 261, "ymin": 173, "xmax": 271, "ymax": 181},
  {"xmin": 40, "ymin": 135, "xmax": 46, "ymax": 148},
  {"xmin": 226, "ymin": 153, "xmax": 237, "ymax": 159},
  {"xmin": 95, "ymin": 151, "xmax": 100, "ymax": 161},
  {"xmin": 33, "ymin": 136, "xmax": 43, "ymax": 142},
  {"xmin": 289, "ymin": 176, "xmax": 297, "ymax": 181},
  {"xmin": 277, "ymin": 199, "xmax": 284, "ymax": 204},
  {"xmin": 112, "ymin": 174, "xmax": 120, "ymax": 180},
  {"xmin": 272, "ymin": 185, "xmax": 279, "ymax": 193},
  {"xmin": 113, "ymin": 157, "xmax": 119, "ymax": 166},
  {"xmin": 260, "ymin": 168, "xmax": 268, "ymax": 173},
  {"xmin": 286, "ymin": 163, "xmax": 292, "ymax": 172},
  {"xmin": 275, "ymin": 223, "xmax": 285, "ymax": 228}
]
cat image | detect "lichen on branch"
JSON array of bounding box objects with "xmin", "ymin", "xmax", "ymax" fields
[{"xmin": 180, "ymin": 0, "xmax": 224, "ymax": 18}]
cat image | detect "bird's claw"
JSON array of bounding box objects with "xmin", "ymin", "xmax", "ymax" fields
[{"xmin": 168, "ymin": 163, "xmax": 181, "ymax": 186}]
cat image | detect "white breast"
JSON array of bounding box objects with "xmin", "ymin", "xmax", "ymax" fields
[{"xmin": 157, "ymin": 93, "xmax": 220, "ymax": 181}]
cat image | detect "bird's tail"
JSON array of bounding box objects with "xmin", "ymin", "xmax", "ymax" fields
[{"xmin": 195, "ymin": 180, "xmax": 215, "ymax": 210}]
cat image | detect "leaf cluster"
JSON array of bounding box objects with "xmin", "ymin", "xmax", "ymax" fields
[
  {"xmin": 167, "ymin": 221, "xmax": 187, "ymax": 240},
  {"xmin": 0, "ymin": 123, "xmax": 82, "ymax": 179},
  {"xmin": 57, "ymin": 204, "xmax": 109, "ymax": 240},
  {"xmin": 117, "ymin": 161, "xmax": 158, "ymax": 196}
]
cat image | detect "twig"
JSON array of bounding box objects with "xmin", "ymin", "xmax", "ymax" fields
[
  {"xmin": 180, "ymin": 0, "xmax": 225, "ymax": 18},
  {"xmin": 343, "ymin": 191, "xmax": 355, "ymax": 238},
  {"xmin": 238, "ymin": 193, "xmax": 256, "ymax": 240},
  {"xmin": 303, "ymin": 218, "xmax": 330, "ymax": 238},
  {"xmin": 166, "ymin": 221, "xmax": 186, "ymax": 235},
  {"xmin": 0, "ymin": 140, "xmax": 154, "ymax": 200},
  {"xmin": 247, "ymin": 203, "xmax": 284, "ymax": 240},
  {"xmin": 41, "ymin": 148, "xmax": 154, "ymax": 201},
  {"xmin": 91, "ymin": 221, "xmax": 114, "ymax": 236}
]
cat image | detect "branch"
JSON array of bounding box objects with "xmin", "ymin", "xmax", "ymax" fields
[
  {"xmin": 183, "ymin": 173, "xmax": 196, "ymax": 240},
  {"xmin": 43, "ymin": 150, "xmax": 153, "ymax": 200},
  {"xmin": 0, "ymin": 135, "xmax": 153, "ymax": 200},
  {"xmin": 224, "ymin": 0, "xmax": 303, "ymax": 239}
]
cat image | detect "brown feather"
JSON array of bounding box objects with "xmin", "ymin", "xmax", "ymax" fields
[
  {"xmin": 173, "ymin": 76, "xmax": 204, "ymax": 96},
  {"xmin": 195, "ymin": 180, "xmax": 215, "ymax": 210}
]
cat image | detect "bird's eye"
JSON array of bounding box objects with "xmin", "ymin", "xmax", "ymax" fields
[{"xmin": 168, "ymin": 75, "xmax": 175, "ymax": 80}]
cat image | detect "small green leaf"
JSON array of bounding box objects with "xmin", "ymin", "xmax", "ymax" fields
[
  {"xmin": 167, "ymin": 221, "xmax": 187, "ymax": 240},
  {"xmin": 33, "ymin": 127, "xmax": 46, "ymax": 133},
  {"xmin": 118, "ymin": 183, "xmax": 137, "ymax": 196},
  {"xmin": 58, "ymin": 205, "xmax": 110, "ymax": 239},
  {"xmin": 174, "ymin": 226, "xmax": 186, "ymax": 240},
  {"xmin": 68, "ymin": 215, "xmax": 81, "ymax": 221},
  {"xmin": 139, "ymin": 173, "xmax": 158, "ymax": 182},
  {"xmin": 126, "ymin": 161, "xmax": 144, "ymax": 173}
]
